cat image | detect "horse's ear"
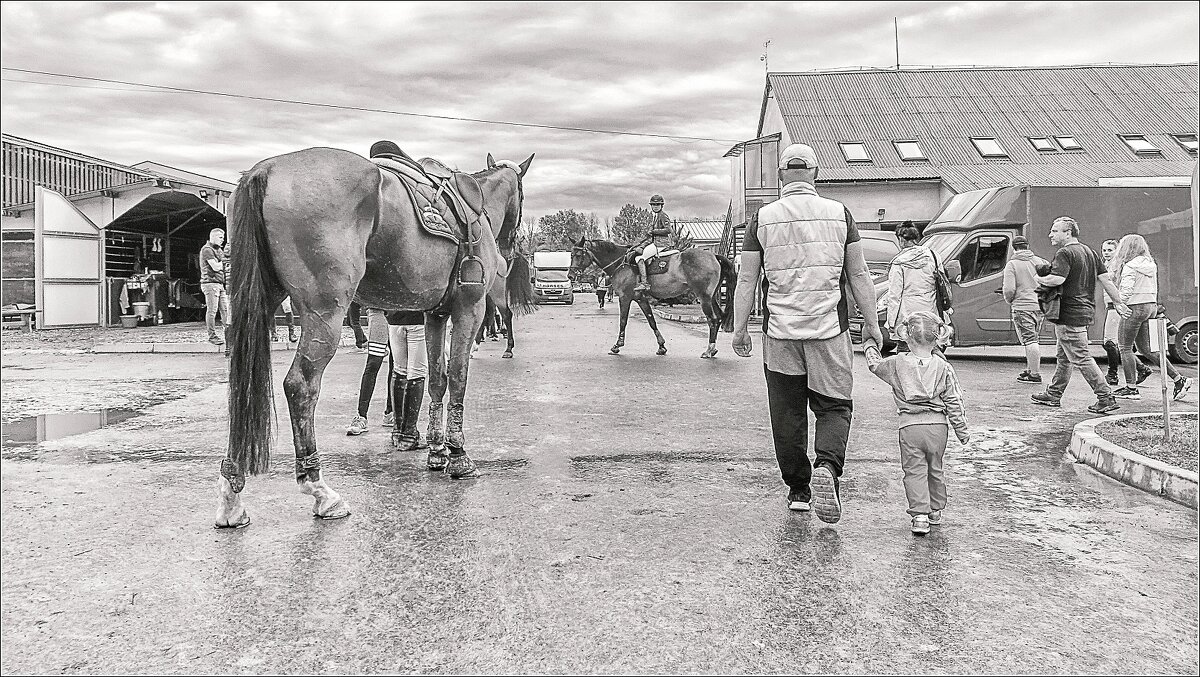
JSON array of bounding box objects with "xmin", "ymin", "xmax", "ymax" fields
[
  {"xmin": 486, "ymin": 153, "xmax": 497, "ymax": 169},
  {"xmin": 518, "ymin": 153, "xmax": 535, "ymax": 177},
  {"xmin": 576, "ymin": 236, "xmax": 586, "ymax": 246}
]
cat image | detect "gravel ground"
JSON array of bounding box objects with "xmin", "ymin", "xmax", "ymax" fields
[{"xmin": 1094, "ymin": 413, "xmax": 1199, "ymax": 472}]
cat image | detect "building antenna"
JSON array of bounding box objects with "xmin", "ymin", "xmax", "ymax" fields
[
  {"xmin": 760, "ymin": 39, "xmax": 771, "ymax": 72},
  {"xmin": 894, "ymin": 17, "xmax": 900, "ymax": 70}
]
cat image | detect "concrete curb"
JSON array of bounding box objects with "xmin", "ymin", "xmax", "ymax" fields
[
  {"xmin": 1069, "ymin": 413, "xmax": 1198, "ymax": 509},
  {"xmin": 90, "ymin": 337, "xmax": 365, "ymax": 354},
  {"xmin": 656, "ymin": 310, "xmax": 762, "ymax": 326}
]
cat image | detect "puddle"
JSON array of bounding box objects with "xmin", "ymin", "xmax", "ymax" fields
[{"xmin": 2, "ymin": 409, "xmax": 142, "ymax": 448}]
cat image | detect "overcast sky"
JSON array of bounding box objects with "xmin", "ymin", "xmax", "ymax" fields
[{"xmin": 2, "ymin": 1, "xmax": 1197, "ymax": 224}]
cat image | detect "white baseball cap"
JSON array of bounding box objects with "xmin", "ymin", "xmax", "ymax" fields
[{"xmin": 778, "ymin": 143, "xmax": 819, "ymax": 170}]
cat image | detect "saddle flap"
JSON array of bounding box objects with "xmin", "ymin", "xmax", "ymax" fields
[
  {"xmin": 452, "ymin": 173, "xmax": 485, "ymax": 213},
  {"xmin": 648, "ymin": 258, "xmax": 671, "ymax": 276},
  {"xmin": 418, "ymin": 157, "xmax": 454, "ymax": 180}
]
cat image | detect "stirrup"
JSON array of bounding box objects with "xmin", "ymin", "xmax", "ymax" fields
[{"xmin": 458, "ymin": 254, "xmax": 485, "ymax": 285}]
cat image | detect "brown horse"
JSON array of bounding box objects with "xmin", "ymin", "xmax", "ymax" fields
[
  {"xmin": 476, "ymin": 252, "xmax": 536, "ymax": 359},
  {"xmin": 216, "ymin": 147, "xmax": 533, "ymax": 528},
  {"xmin": 570, "ymin": 238, "xmax": 736, "ymax": 358}
]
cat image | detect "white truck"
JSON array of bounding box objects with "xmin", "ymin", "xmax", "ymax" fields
[{"xmin": 532, "ymin": 251, "xmax": 574, "ymax": 305}]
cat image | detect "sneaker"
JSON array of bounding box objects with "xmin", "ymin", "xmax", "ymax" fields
[
  {"xmin": 1113, "ymin": 386, "xmax": 1141, "ymax": 400},
  {"xmin": 1030, "ymin": 392, "xmax": 1061, "ymax": 407},
  {"xmin": 928, "ymin": 510, "xmax": 943, "ymax": 526},
  {"xmin": 346, "ymin": 415, "xmax": 368, "ymax": 436},
  {"xmin": 1136, "ymin": 365, "xmax": 1152, "ymax": 385},
  {"xmin": 382, "ymin": 412, "xmax": 395, "ymax": 428},
  {"xmin": 911, "ymin": 515, "xmax": 930, "ymax": 535},
  {"xmin": 1105, "ymin": 371, "xmax": 1119, "ymax": 386},
  {"xmin": 1087, "ymin": 398, "xmax": 1120, "ymax": 415},
  {"xmin": 1017, "ymin": 371, "xmax": 1042, "ymax": 384},
  {"xmin": 787, "ymin": 491, "xmax": 811, "ymax": 512},
  {"xmin": 810, "ymin": 465, "xmax": 842, "ymax": 524},
  {"xmin": 208, "ymin": 334, "xmax": 225, "ymax": 345},
  {"xmin": 1173, "ymin": 377, "xmax": 1192, "ymax": 402}
]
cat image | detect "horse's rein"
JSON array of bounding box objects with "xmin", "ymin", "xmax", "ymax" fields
[{"xmin": 575, "ymin": 245, "xmax": 623, "ymax": 277}]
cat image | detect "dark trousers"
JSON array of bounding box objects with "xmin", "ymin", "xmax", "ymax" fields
[
  {"xmin": 763, "ymin": 367, "xmax": 853, "ymax": 495},
  {"xmin": 348, "ymin": 302, "xmax": 366, "ymax": 347}
]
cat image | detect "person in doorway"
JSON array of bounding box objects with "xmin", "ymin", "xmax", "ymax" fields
[
  {"xmin": 1109, "ymin": 234, "xmax": 1192, "ymax": 401},
  {"xmin": 1031, "ymin": 216, "xmax": 1128, "ymax": 414},
  {"xmin": 198, "ymin": 228, "xmax": 229, "ymax": 345},
  {"xmin": 348, "ymin": 309, "xmax": 395, "ymax": 435},
  {"xmin": 595, "ymin": 271, "xmax": 610, "ymax": 309},
  {"xmin": 866, "ymin": 311, "xmax": 969, "ymax": 536},
  {"xmin": 731, "ymin": 142, "xmax": 883, "ymax": 525},
  {"xmin": 633, "ymin": 194, "xmax": 674, "ymax": 293},
  {"xmin": 1002, "ymin": 236, "xmax": 1049, "ymax": 383}
]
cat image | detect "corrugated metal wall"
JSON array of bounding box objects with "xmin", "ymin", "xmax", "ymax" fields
[{"xmin": 3, "ymin": 140, "xmax": 149, "ymax": 208}]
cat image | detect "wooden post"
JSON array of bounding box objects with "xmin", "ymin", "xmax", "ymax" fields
[{"xmin": 1156, "ymin": 318, "xmax": 1172, "ymax": 443}]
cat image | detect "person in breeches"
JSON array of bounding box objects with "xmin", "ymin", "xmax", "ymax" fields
[{"xmin": 634, "ymin": 194, "xmax": 673, "ymax": 292}]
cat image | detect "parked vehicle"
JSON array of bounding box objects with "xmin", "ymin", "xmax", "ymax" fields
[
  {"xmin": 851, "ymin": 184, "xmax": 1197, "ymax": 363},
  {"xmin": 533, "ymin": 251, "xmax": 574, "ymax": 304},
  {"xmin": 859, "ymin": 229, "xmax": 901, "ymax": 283}
]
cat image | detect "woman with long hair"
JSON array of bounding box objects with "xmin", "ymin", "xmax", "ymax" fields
[
  {"xmin": 1109, "ymin": 234, "xmax": 1191, "ymax": 401},
  {"xmin": 886, "ymin": 221, "xmax": 947, "ymax": 356}
]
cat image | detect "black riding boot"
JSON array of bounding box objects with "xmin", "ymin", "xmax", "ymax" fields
[
  {"xmin": 635, "ymin": 260, "xmax": 651, "ymax": 292},
  {"xmin": 397, "ymin": 378, "xmax": 428, "ymax": 451},
  {"xmin": 389, "ymin": 374, "xmax": 408, "ymax": 449},
  {"xmin": 1103, "ymin": 340, "xmax": 1121, "ymax": 385}
]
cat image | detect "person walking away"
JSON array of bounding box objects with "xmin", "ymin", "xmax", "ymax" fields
[
  {"xmin": 388, "ymin": 311, "xmax": 431, "ymax": 452},
  {"xmin": 595, "ymin": 272, "xmax": 610, "ymax": 309},
  {"xmin": 634, "ymin": 194, "xmax": 674, "ymax": 293},
  {"xmin": 731, "ymin": 142, "xmax": 883, "ymax": 525},
  {"xmin": 198, "ymin": 228, "xmax": 229, "ymax": 345},
  {"xmin": 866, "ymin": 311, "xmax": 968, "ymax": 535},
  {"xmin": 1099, "ymin": 239, "xmax": 1151, "ymax": 386},
  {"xmin": 1031, "ymin": 217, "xmax": 1128, "ymax": 414},
  {"xmin": 1109, "ymin": 234, "xmax": 1192, "ymax": 401},
  {"xmin": 347, "ymin": 309, "xmax": 396, "ymax": 435},
  {"xmin": 271, "ymin": 296, "xmax": 298, "ymax": 343},
  {"xmin": 886, "ymin": 221, "xmax": 947, "ymax": 357},
  {"xmin": 1002, "ymin": 236, "xmax": 1049, "ymax": 383}
]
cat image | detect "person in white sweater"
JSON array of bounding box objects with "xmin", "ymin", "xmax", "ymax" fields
[{"xmin": 1109, "ymin": 234, "xmax": 1191, "ymax": 401}]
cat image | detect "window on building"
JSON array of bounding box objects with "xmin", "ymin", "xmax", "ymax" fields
[
  {"xmin": 894, "ymin": 141, "xmax": 926, "ymax": 161},
  {"xmin": 971, "ymin": 138, "xmax": 1008, "ymax": 158},
  {"xmin": 1171, "ymin": 134, "xmax": 1198, "ymax": 153},
  {"xmin": 956, "ymin": 234, "xmax": 1010, "ymax": 284},
  {"xmin": 1054, "ymin": 136, "xmax": 1083, "ymax": 150},
  {"xmin": 1028, "ymin": 137, "xmax": 1056, "ymax": 152},
  {"xmin": 742, "ymin": 138, "xmax": 780, "ymax": 190},
  {"xmin": 1120, "ymin": 135, "xmax": 1161, "ymax": 154},
  {"xmin": 839, "ymin": 142, "xmax": 871, "ymax": 163}
]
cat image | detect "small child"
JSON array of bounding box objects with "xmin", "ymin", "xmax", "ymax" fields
[{"xmin": 866, "ymin": 311, "xmax": 969, "ymax": 536}]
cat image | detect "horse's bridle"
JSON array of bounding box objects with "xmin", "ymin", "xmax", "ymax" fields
[{"xmin": 572, "ymin": 242, "xmax": 623, "ymax": 278}]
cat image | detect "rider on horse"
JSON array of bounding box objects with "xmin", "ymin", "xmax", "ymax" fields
[{"xmin": 634, "ymin": 194, "xmax": 674, "ymax": 292}]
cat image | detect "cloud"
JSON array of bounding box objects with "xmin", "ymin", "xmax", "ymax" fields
[{"xmin": 2, "ymin": 1, "xmax": 1197, "ymax": 225}]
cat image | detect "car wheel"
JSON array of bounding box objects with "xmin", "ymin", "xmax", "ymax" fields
[{"xmin": 1170, "ymin": 322, "xmax": 1198, "ymax": 365}]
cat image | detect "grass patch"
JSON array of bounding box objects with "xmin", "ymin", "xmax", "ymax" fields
[{"xmin": 1095, "ymin": 413, "xmax": 1198, "ymax": 473}]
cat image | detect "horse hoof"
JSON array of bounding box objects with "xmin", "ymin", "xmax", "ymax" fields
[
  {"xmin": 314, "ymin": 499, "xmax": 351, "ymax": 520},
  {"xmin": 609, "ymin": 347, "xmax": 621, "ymax": 355},
  {"xmin": 656, "ymin": 347, "xmax": 668, "ymax": 356},
  {"xmin": 502, "ymin": 352, "xmax": 513, "ymax": 359},
  {"xmin": 427, "ymin": 452, "xmax": 450, "ymax": 471},
  {"xmin": 445, "ymin": 454, "xmax": 479, "ymax": 479},
  {"xmin": 214, "ymin": 511, "xmax": 250, "ymax": 530}
]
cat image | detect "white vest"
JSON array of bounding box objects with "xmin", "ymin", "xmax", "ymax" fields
[{"xmin": 756, "ymin": 182, "xmax": 849, "ymax": 340}]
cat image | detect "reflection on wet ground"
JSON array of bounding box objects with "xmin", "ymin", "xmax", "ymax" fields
[{"xmin": 2, "ymin": 410, "xmax": 141, "ymax": 451}]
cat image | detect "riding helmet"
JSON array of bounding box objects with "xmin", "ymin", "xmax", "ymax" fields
[
  {"xmin": 369, "ymin": 140, "xmax": 403, "ymax": 158},
  {"xmin": 649, "ymin": 194, "xmax": 665, "ymax": 205}
]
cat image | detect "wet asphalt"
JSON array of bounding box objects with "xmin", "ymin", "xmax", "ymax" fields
[{"xmin": 1, "ymin": 296, "xmax": 1198, "ymax": 673}]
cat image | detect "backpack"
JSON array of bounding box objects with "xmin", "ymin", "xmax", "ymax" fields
[{"xmin": 930, "ymin": 250, "xmax": 953, "ymax": 312}]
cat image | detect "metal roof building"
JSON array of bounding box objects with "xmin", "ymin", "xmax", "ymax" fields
[{"xmin": 721, "ymin": 63, "xmax": 1198, "ymax": 256}]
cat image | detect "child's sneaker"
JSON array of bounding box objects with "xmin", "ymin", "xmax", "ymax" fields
[
  {"xmin": 928, "ymin": 510, "xmax": 942, "ymax": 525},
  {"xmin": 1173, "ymin": 377, "xmax": 1192, "ymax": 401},
  {"xmin": 911, "ymin": 515, "xmax": 930, "ymax": 535},
  {"xmin": 1113, "ymin": 386, "xmax": 1141, "ymax": 400}
]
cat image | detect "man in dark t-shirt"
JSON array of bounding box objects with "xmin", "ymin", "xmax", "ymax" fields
[
  {"xmin": 198, "ymin": 228, "xmax": 230, "ymax": 345},
  {"xmin": 1030, "ymin": 216, "xmax": 1129, "ymax": 414}
]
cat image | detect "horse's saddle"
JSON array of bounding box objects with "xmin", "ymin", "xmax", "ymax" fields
[
  {"xmin": 625, "ymin": 249, "xmax": 681, "ymax": 276},
  {"xmin": 373, "ymin": 155, "xmax": 487, "ymax": 246}
]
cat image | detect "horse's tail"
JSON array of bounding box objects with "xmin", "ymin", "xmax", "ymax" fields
[
  {"xmin": 226, "ymin": 168, "xmax": 278, "ymax": 476},
  {"xmin": 717, "ymin": 253, "xmax": 737, "ymax": 332},
  {"xmin": 505, "ymin": 255, "xmax": 538, "ymax": 316}
]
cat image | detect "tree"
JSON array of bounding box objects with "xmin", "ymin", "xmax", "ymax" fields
[
  {"xmin": 535, "ymin": 209, "xmax": 601, "ymax": 251},
  {"xmin": 610, "ymin": 203, "xmax": 651, "ymax": 245}
]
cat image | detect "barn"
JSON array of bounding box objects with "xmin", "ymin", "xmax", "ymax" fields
[{"xmin": 2, "ymin": 134, "xmax": 236, "ymax": 329}]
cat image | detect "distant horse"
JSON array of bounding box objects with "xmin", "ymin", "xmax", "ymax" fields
[
  {"xmin": 570, "ymin": 238, "xmax": 736, "ymax": 358},
  {"xmin": 475, "ymin": 252, "xmax": 536, "ymax": 359},
  {"xmin": 216, "ymin": 148, "xmax": 533, "ymax": 528}
]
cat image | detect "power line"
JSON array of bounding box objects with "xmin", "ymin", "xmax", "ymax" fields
[{"xmin": 2, "ymin": 67, "xmax": 742, "ymax": 145}]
